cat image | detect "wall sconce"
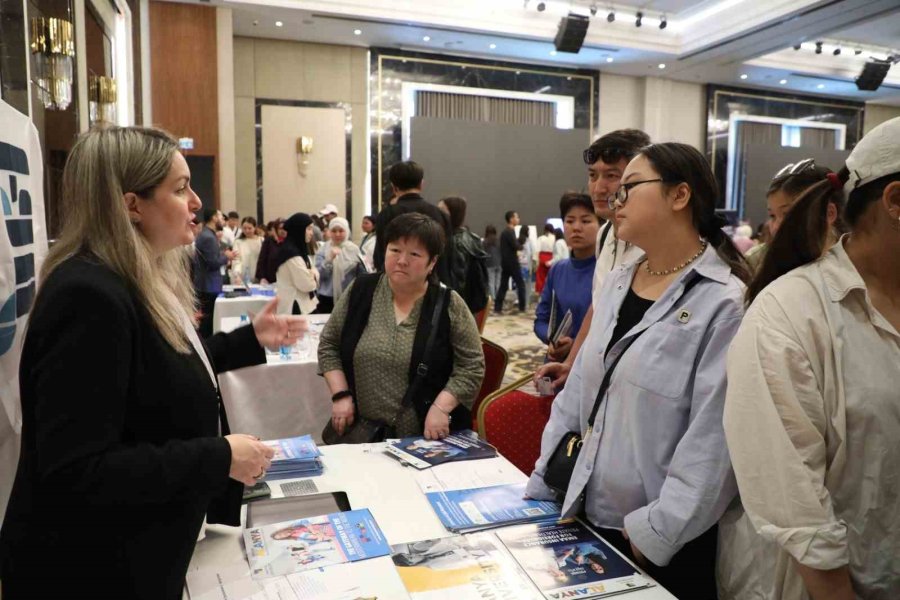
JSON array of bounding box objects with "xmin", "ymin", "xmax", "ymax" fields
[
  {"xmin": 89, "ymin": 75, "xmax": 117, "ymax": 125},
  {"xmin": 30, "ymin": 17, "xmax": 75, "ymax": 110},
  {"xmin": 296, "ymin": 136, "xmax": 313, "ymax": 177}
]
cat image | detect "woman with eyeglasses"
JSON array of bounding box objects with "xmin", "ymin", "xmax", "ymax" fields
[
  {"xmin": 745, "ymin": 159, "xmax": 845, "ymax": 271},
  {"xmin": 526, "ymin": 143, "xmax": 750, "ymax": 598},
  {"xmin": 721, "ymin": 119, "xmax": 900, "ymax": 599}
]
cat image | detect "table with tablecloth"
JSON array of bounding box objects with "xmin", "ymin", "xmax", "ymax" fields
[{"xmin": 212, "ymin": 285, "xmax": 277, "ymax": 333}]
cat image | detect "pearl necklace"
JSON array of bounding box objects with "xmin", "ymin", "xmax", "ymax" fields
[{"xmin": 644, "ymin": 242, "xmax": 707, "ymax": 276}]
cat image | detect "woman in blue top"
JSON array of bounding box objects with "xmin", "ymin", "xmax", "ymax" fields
[
  {"xmin": 534, "ymin": 192, "xmax": 599, "ymax": 362},
  {"xmin": 526, "ymin": 143, "xmax": 750, "ymax": 599}
]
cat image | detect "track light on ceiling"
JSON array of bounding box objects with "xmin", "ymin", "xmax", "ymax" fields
[
  {"xmin": 607, "ymin": 11, "xmax": 615, "ymax": 22},
  {"xmin": 659, "ymin": 16, "xmax": 667, "ymax": 30},
  {"xmin": 635, "ymin": 11, "xmax": 643, "ymax": 27},
  {"xmin": 855, "ymin": 48, "xmax": 862, "ymax": 55},
  {"xmin": 833, "ymin": 47, "xmax": 841, "ymax": 56},
  {"xmin": 815, "ymin": 41, "xmax": 823, "ymax": 54},
  {"xmin": 536, "ymin": 2, "xmax": 545, "ymax": 11},
  {"xmin": 793, "ymin": 44, "xmax": 801, "ymax": 50},
  {"xmin": 589, "ymin": 4, "xmax": 598, "ymax": 16}
]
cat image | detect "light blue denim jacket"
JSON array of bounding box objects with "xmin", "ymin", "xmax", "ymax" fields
[{"xmin": 525, "ymin": 245, "xmax": 744, "ymax": 566}]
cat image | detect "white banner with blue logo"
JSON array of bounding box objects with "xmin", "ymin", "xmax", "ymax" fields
[{"xmin": 0, "ymin": 99, "xmax": 48, "ymax": 436}]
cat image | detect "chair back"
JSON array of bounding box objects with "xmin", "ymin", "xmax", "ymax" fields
[
  {"xmin": 471, "ymin": 337, "xmax": 508, "ymax": 428},
  {"xmin": 476, "ymin": 374, "xmax": 555, "ymax": 476},
  {"xmin": 472, "ymin": 297, "xmax": 491, "ymax": 333}
]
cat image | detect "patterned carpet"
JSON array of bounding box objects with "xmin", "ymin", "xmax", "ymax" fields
[{"xmin": 482, "ymin": 292, "xmax": 547, "ymax": 387}]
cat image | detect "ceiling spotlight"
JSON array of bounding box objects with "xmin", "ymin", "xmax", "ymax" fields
[
  {"xmin": 607, "ymin": 11, "xmax": 615, "ymax": 22},
  {"xmin": 422, "ymin": 35, "xmax": 430, "ymax": 41},
  {"xmin": 589, "ymin": 4, "xmax": 598, "ymax": 16},
  {"xmin": 658, "ymin": 63, "xmax": 666, "ymax": 69},
  {"xmin": 740, "ymin": 73, "xmax": 748, "ymax": 80},
  {"xmin": 817, "ymin": 84, "xmax": 825, "ymax": 89},
  {"xmin": 537, "ymin": 2, "xmax": 546, "ymax": 11},
  {"xmin": 793, "ymin": 44, "xmax": 801, "ymax": 50},
  {"xmin": 489, "ymin": 43, "xmax": 497, "ymax": 49},
  {"xmin": 659, "ymin": 16, "xmax": 667, "ymax": 30},
  {"xmin": 550, "ymin": 50, "xmax": 557, "ymax": 56},
  {"xmin": 606, "ymin": 57, "xmax": 614, "ymax": 63},
  {"xmin": 833, "ymin": 47, "xmax": 841, "ymax": 56},
  {"xmin": 275, "ymin": 21, "xmax": 283, "ymax": 27},
  {"xmin": 815, "ymin": 41, "xmax": 823, "ymax": 54},
  {"xmin": 855, "ymin": 48, "xmax": 862, "ymax": 55},
  {"xmin": 779, "ymin": 79, "xmax": 788, "ymax": 84},
  {"xmin": 636, "ymin": 11, "xmax": 643, "ymax": 27},
  {"xmin": 353, "ymin": 29, "xmax": 362, "ymax": 35}
]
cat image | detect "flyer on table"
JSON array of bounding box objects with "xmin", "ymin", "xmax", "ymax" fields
[
  {"xmin": 263, "ymin": 434, "xmax": 321, "ymax": 463},
  {"xmin": 426, "ymin": 483, "xmax": 561, "ymax": 532},
  {"xmin": 385, "ymin": 430, "xmax": 497, "ymax": 469},
  {"xmin": 495, "ymin": 520, "xmax": 650, "ymax": 599},
  {"xmin": 243, "ymin": 509, "xmax": 390, "ymax": 579}
]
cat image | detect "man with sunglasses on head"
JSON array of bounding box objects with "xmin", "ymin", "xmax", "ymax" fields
[{"xmin": 536, "ymin": 129, "xmax": 650, "ymax": 389}]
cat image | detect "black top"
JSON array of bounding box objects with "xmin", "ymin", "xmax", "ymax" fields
[
  {"xmin": 372, "ymin": 192, "xmax": 452, "ymax": 282},
  {"xmin": 0, "ymin": 255, "xmax": 266, "ymax": 599},
  {"xmin": 499, "ymin": 227, "xmax": 520, "ymax": 271},
  {"xmin": 605, "ymin": 287, "xmax": 655, "ymax": 357}
]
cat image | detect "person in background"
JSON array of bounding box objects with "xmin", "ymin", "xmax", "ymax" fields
[
  {"xmin": 495, "ymin": 211, "xmax": 526, "ymax": 314},
  {"xmin": 535, "ymin": 129, "xmax": 650, "ymax": 389},
  {"xmin": 319, "ymin": 203, "xmax": 339, "ymax": 226},
  {"xmin": 721, "ymin": 117, "xmax": 900, "ymax": 600},
  {"xmin": 373, "ymin": 161, "xmax": 452, "ymax": 283},
  {"xmin": 222, "ymin": 211, "xmax": 240, "ymax": 247},
  {"xmin": 550, "ymin": 227, "xmax": 570, "ymax": 265},
  {"xmin": 731, "ymin": 223, "xmax": 755, "ymax": 254},
  {"xmin": 315, "ymin": 217, "xmax": 363, "ymax": 314},
  {"xmin": 527, "ymin": 143, "xmax": 750, "ymax": 599},
  {"xmin": 360, "ymin": 215, "xmax": 377, "ymax": 272},
  {"xmin": 534, "ymin": 192, "xmax": 600, "ymax": 362},
  {"xmin": 536, "ymin": 224, "xmax": 557, "ymax": 294},
  {"xmin": 194, "ymin": 206, "xmax": 236, "ymax": 337},
  {"xmin": 255, "ymin": 219, "xmax": 283, "ymax": 285},
  {"xmin": 517, "ymin": 224, "xmax": 535, "ymax": 308},
  {"xmin": 438, "ymin": 196, "xmax": 490, "ymax": 314},
  {"xmin": 0, "ymin": 126, "xmax": 307, "ymax": 599},
  {"xmin": 483, "ymin": 225, "xmax": 502, "ymax": 298},
  {"xmin": 745, "ymin": 160, "xmax": 838, "ymax": 271},
  {"xmin": 319, "ymin": 213, "xmax": 484, "ymax": 440},
  {"xmin": 231, "ymin": 216, "xmax": 262, "ymax": 285},
  {"xmin": 275, "ymin": 213, "xmax": 319, "ymax": 315}
]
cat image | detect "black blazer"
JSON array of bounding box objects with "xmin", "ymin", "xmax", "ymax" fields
[{"xmin": 0, "ymin": 254, "xmax": 265, "ymax": 599}]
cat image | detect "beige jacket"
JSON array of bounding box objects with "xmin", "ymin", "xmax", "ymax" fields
[
  {"xmin": 721, "ymin": 239, "xmax": 900, "ymax": 599},
  {"xmin": 275, "ymin": 257, "xmax": 319, "ymax": 315}
]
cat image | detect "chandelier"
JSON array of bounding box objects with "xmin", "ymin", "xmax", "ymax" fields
[
  {"xmin": 30, "ymin": 17, "xmax": 75, "ymax": 110},
  {"xmin": 89, "ymin": 75, "xmax": 117, "ymax": 124}
]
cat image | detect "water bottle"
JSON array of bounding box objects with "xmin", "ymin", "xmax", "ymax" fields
[
  {"xmin": 279, "ymin": 344, "xmax": 292, "ymax": 360},
  {"xmin": 240, "ymin": 313, "xmax": 249, "ymax": 325}
]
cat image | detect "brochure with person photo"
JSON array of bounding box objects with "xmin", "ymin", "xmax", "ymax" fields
[
  {"xmin": 494, "ymin": 520, "xmax": 650, "ymax": 599},
  {"xmin": 426, "ymin": 483, "xmax": 561, "ymax": 533},
  {"xmin": 390, "ymin": 532, "xmax": 541, "ymax": 599},
  {"xmin": 385, "ymin": 430, "xmax": 497, "ymax": 469},
  {"xmin": 243, "ymin": 509, "xmax": 391, "ymax": 580}
]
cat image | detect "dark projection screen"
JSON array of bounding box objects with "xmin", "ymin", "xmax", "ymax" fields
[{"xmin": 409, "ymin": 117, "xmax": 590, "ymax": 236}]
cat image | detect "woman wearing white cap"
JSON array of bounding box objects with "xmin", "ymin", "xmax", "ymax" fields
[
  {"xmin": 314, "ymin": 217, "xmax": 363, "ymax": 314},
  {"xmin": 721, "ymin": 117, "xmax": 900, "ymax": 599}
]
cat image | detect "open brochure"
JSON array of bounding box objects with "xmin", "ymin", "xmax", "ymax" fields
[
  {"xmin": 390, "ymin": 532, "xmax": 541, "ymax": 599},
  {"xmin": 426, "ymin": 483, "xmax": 561, "ymax": 533},
  {"xmin": 494, "ymin": 520, "xmax": 650, "ymax": 599},
  {"xmin": 243, "ymin": 509, "xmax": 391, "ymax": 579},
  {"xmin": 385, "ymin": 430, "xmax": 497, "ymax": 470}
]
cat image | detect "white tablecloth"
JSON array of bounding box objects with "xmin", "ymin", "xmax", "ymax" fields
[
  {"xmin": 218, "ymin": 314, "xmax": 331, "ymax": 442},
  {"xmin": 213, "ymin": 294, "xmax": 274, "ymax": 333},
  {"xmin": 187, "ymin": 445, "xmax": 677, "ymax": 599}
]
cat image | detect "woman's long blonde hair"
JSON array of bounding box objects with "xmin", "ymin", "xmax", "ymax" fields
[{"xmin": 40, "ymin": 126, "xmax": 196, "ymax": 353}]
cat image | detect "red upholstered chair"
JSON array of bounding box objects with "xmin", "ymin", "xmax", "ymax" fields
[
  {"xmin": 471, "ymin": 337, "xmax": 509, "ymax": 428},
  {"xmin": 473, "ymin": 298, "xmax": 491, "ymax": 333},
  {"xmin": 476, "ymin": 374, "xmax": 556, "ymax": 476}
]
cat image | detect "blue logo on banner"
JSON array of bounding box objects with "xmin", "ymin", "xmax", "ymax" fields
[{"xmin": 0, "ymin": 140, "xmax": 35, "ymax": 357}]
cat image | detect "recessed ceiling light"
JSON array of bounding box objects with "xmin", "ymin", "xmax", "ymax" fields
[
  {"xmin": 423, "ymin": 35, "xmax": 430, "ymax": 42},
  {"xmin": 489, "ymin": 43, "xmax": 497, "ymax": 49},
  {"xmin": 779, "ymin": 79, "xmax": 788, "ymax": 85},
  {"xmin": 606, "ymin": 57, "xmax": 614, "ymax": 63},
  {"xmin": 275, "ymin": 21, "xmax": 283, "ymax": 27},
  {"xmin": 658, "ymin": 63, "xmax": 666, "ymax": 69},
  {"xmin": 550, "ymin": 50, "xmax": 557, "ymax": 56},
  {"xmin": 817, "ymin": 84, "xmax": 825, "ymax": 89},
  {"xmin": 740, "ymin": 73, "xmax": 748, "ymax": 79},
  {"xmin": 353, "ymin": 29, "xmax": 362, "ymax": 35}
]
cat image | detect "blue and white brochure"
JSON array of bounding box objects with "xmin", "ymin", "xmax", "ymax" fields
[
  {"xmin": 495, "ymin": 520, "xmax": 650, "ymax": 599},
  {"xmin": 426, "ymin": 483, "xmax": 561, "ymax": 533},
  {"xmin": 243, "ymin": 509, "xmax": 391, "ymax": 579},
  {"xmin": 264, "ymin": 434, "xmax": 321, "ymax": 465},
  {"xmin": 386, "ymin": 430, "xmax": 497, "ymax": 469}
]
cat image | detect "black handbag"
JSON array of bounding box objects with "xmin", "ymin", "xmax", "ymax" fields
[
  {"xmin": 543, "ymin": 275, "xmax": 702, "ymax": 494},
  {"xmin": 321, "ymin": 286, "xmax": 449, "ymax": 445}
]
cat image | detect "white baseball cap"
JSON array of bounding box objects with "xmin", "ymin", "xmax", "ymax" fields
[
  {"xmin": 845, "ymin": 116, "xmax": 900, "ymax": 192},
  {"xmin": 318, "ymin": 203, "xmax": 339, "ymax": 217}
]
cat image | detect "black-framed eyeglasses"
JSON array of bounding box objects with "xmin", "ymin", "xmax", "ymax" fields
[
  {"xmin": 608, "ymin": 179, "xmax": 665, "ymax": 210},
  {"xmin": 773, "ymin": 158, "xmax": 816, "ymax": 179}
]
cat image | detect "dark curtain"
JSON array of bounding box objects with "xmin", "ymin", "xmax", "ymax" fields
[
  {"xmin": 734, "ymin": 121, "xmax": 781, "ymax": 217},
  {"xmin": 416, "ymin": 91, "xmax": 555, "ymax": 127}
]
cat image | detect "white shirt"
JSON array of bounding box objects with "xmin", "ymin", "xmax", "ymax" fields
[
  {"xmin": 591, "ymin": 221, "xmax": 644, "ymax": 308},
  {"xmin": 551, "ymin": 238, "xmax": 569, "ymax": 265},
  {"xmin": 275, "ymin": 257, "xmax": 319, "ymax": 315},
  {"xmin": 537, "ymin": 233, "xmax": 556, "ymax": 254},
  {"xmin": 721, "ymin": 238, "xmax": 900, "ymax": 599},
  {"xmin": 221, "ymin": 225, "xmax": 237, "ymax": 247}
]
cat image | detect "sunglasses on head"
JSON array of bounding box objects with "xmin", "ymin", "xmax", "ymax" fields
[{"xmin": 773, "ymin": 158, "xmax": 816, "ymax": 180}]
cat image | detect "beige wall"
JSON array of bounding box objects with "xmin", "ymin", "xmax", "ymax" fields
[
  {"xmin": 864, "ymin": 102, "xmax": 900, "ymax": 135},
  {"xmin": 598, "ymin": 73, "xmax": 706, "ymax": 149},
  {"xmin": 233, "ymin": 37, "xmax": 368, "ymax": 237}
]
